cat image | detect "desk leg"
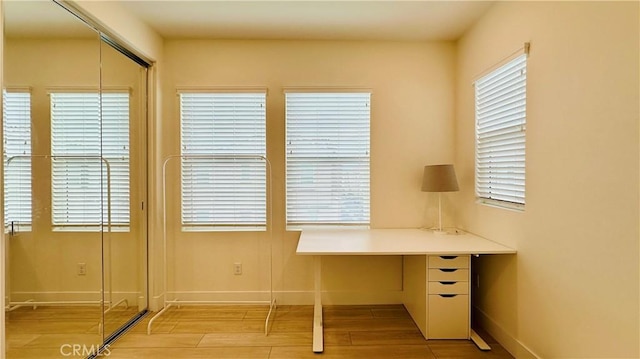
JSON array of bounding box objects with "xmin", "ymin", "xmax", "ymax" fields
[
  {"xmin": 313, "ymin": 256, "xmax": 323, "ymax": 353},
  {"xmin": 470, "ymin": 329, "xmax": 491, "ymax": 351}
]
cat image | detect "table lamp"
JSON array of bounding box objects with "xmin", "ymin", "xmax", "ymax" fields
[{"xmin": 421, "ymin": 164, "xmax": 459, "ymax": 234}]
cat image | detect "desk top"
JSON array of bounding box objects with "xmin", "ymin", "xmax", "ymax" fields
[{"xmin": 296, "ymin": 229, "xmax": 516, "ymax": 256}]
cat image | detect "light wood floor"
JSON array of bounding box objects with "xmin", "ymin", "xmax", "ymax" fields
[
  {"xmin": 104, "ymin": 304, "xmax": 514, "ymax": 359},
  {"xmin": 5, "ymin": 305, "xmax": 139, "ymax": 359}
]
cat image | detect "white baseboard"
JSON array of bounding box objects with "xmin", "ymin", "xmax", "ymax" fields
[
  {"xmin": 473, "ymin": 306, "xmax": 541, "ymax": 359},
  {"xmin": 269, "ymin": 290, "xmax": 402, "ymax": 306},
  {"xmin": 167, "ymin": 291, "xmax": 272, "ymax": 303},
  {"xmin": 9, "ymin": 291, "xmax": 140, "ymax": 305},
  {"xmin": 152, "ymin": 290, "xmax": 403, "ymax": 307}
]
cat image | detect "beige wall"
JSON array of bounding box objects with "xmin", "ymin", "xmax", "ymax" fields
[
  {"xmin": 455, "ymin": 2, "xmax": 639, "ymax": 358},
  {"xmin": 160, "ymin": 39, "xmax": 456, "ymax": 304}
]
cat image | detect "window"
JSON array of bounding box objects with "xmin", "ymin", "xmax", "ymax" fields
[
  {"xmin": 50, "ymin": 92, "xmax": 130, "ymax": 228},
  {"xmin": 3, "ymin": 90, "xmax": 32, "ymax": 228},
  {"xmin": 285, "ymin": 91, "xmax": 370, "ymax": 227},
  {"xmin": 180, "ymin": 92, "xmax": 266, "ymax": 230},
  {"xmin": 475, "ymin": 53, "xmax": 527, "ymax": 208}
]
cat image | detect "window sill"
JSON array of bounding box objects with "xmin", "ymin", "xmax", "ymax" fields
[
  {"xmin": 53, "ymin": 226, "xmax": 130, "ymax": 233},
  {"xmin": 476, "ymin": 198, "xmax": 524, "ymax": 212},
  {"xmin": 286, "ymin": 224, "xmax": 370, "ymax": 232},
  {"xmin": 181, "ymin": 226, "xmax": 266, "ymax": 232},
  {"xmin": 5, "ymin": 224, "xmax": 32, "ymax": 234}
]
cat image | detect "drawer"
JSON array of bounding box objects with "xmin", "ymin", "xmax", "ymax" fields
[
  {"xmin": 428, "ymin": 294, "xmax": 469, "ymax": 339},
  {"xmin": 428, "ymin": 268, "xmax": 469, "ymax": 282},
  {"xmin": 428, "ymin": 281, "xmax": 469, "ymax": 295},
  {"xmin": 428, "ymin": 255, "xmax": 469, "ymax": 269}
]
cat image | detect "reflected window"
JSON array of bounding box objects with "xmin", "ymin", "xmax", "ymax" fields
[
  {"xmin": 50, "ymin": 92, "xmax": 130, "ymax": 229},
  {"xmin": 3, "ymin": 89, "xmax": 32, "ymax": 229}
]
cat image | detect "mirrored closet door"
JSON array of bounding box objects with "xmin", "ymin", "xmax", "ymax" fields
[
  {"xmin": 3, "ymin": 1, "xmax": 149, "ymax": 357},
  {"xmin": 99, "ymin": 32, "xmax": 149, "ymax": 340}
]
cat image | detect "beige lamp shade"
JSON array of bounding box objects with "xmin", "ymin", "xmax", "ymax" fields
[{"xmin": 421, "ymin": 164, "xmax": 459, "ymax": 192}]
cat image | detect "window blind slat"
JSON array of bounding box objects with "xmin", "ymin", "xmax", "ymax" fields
[
  {"xmin": 475, "ymin": 54, "xmax": 527, "ymax": 206},
  {"xmin": 285, "ymin": 92, "xmax": 370, "ymax": 226}
]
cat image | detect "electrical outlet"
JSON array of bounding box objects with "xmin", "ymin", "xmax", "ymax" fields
[
  {"xmin": 78, "ymin": 263, "xmax": 87, "ymax": 276},
  {"xmin": 233, "ymin": 263, "xmax": 242, "ymax": 275}
]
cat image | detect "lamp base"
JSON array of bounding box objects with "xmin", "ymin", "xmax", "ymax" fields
[{"xmin": 423, "ymin": 227, "xmax": 461, "ymax": 235}]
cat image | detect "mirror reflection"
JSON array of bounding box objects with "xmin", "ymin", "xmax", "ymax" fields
[{"xmin": 3, "ymin": 1, "xmax": 148, "ymax": 357}]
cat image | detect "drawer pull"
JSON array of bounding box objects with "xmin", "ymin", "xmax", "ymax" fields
[
  {"xmin": 439, "ymin": 281, "xmax": 456, "ymax": 285},
  {"xmin": 439, "ymin": 294, "xmax": 457, "ymax": 298},
  {"xmin": 439, "ymin": 268, "xmax": 458, "ymax": 273},
  {"xmin": 440, "ymin": 256, "xmax": 458, "ymax": 260}
]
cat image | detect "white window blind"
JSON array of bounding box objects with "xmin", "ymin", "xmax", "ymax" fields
[
  {"xmin": 3, "ymin": 90, "xmax": 32, "ymax": 227},
  {"xmin": 180, "ymin": 92, "xmax": 266, "ymax": 230},
  {"xmin": 51, "ymin": 92, "xmax": 130, "ymax": 227},
  {"xmin": 285, "ymin": 92, "xmax": 370, "ymax": 227},
  {"xmin": 475, "ymin": 53, "xmax": 527, "ymax": 207}
]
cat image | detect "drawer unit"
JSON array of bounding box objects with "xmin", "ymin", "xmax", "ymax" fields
[{"xmin": 426, "ymin": 254, "xmax": 470, "ymax": 340}]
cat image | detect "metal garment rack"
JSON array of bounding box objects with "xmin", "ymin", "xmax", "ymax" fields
[
  {"xmin": 147, "ymin": 154, "xmax": 276, "ymax": 335},
  {"xmin": 3, "ymin": 155, "xmax": 126, "ymax": 332}
]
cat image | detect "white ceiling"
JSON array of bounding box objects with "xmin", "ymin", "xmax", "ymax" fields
[
  {"xmin": 3, "ymin": 1, "xmax": 494, "ymax": 41},
  {"xmin": 119, "ymin": 1, "xmax": 494, "ymax": 41}
]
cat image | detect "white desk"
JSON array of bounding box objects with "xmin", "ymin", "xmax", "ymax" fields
[{"xmin": 296, "ymin": 228, "xmax": 516, "ymax": 353}]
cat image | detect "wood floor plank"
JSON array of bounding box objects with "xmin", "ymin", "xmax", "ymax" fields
[
  {"xmin": 428, "ymin": 341, "xmax": 514, "ymax": 359},
  {"xmin": 198, "ymin": 332, "xmax": 311, "ymax": 347},
  {"xmin": 323, "ymin": 317, "xmax": 419, "ymax": 332},
  {"xmin": 6, "ymin": 321, "xmax": 96, "ymax": 334},
  {"xmin": 110, "ymin": 333, "xmax": 204, "ymax": 348},
  {"xmin": 324, "ymin": 308, "xmax": 373, "ymax": 320},
  {"xmin": 5, "ymin": 333, "xmax": 40, "ymax": 349},
  {"xmin": 273, "ymin": 306, "xmax": 313, "ymax": 320},
  {"xmin": 371, "ymin": 307, "xmax": 412, "ymax": 318},
  {"xmin": 6, "ymin": 348, "xmax": 76, "ymax": 359},
  {"xmin": 171, "ymin": 319, "xmax": 264, "ymax": 333},
  {"xmin": 349, "ymin": 330, "xmax": 427, "ymax": 345},
  {"xmin": 242, "ymin": 310, "xmax": 269, "ymax": 319},
  {"xmin": 22, "ymin": 334, "xmax": 102, "ymax": 348},
  {"xmin": 128, "ymin": 321, "xmax": 177, "ymax": 334},
  {"xmin": 269, "ymin": 344, "xmax": 436, "ymax": 359},
  {"xmin": 270, "ymin": 319, "xmax": 312, "ymax": 333},
  {"xmin": 106, "ymin": 347, "xmax": 271, "ymax": 359},
  {"xmin": 324, "ymin": 331, "xmax": 352, "ymax": 346}
]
